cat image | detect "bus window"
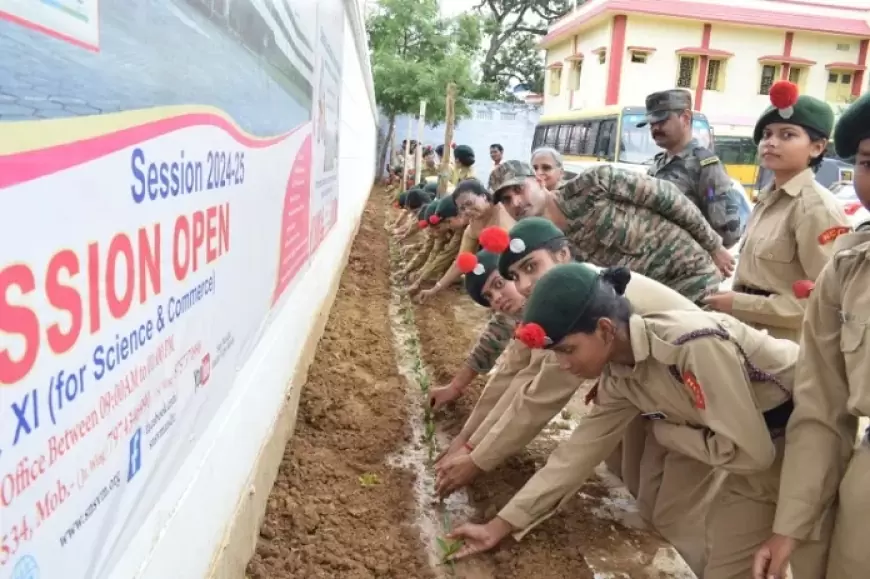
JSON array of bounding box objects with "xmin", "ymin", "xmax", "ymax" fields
[
  {"xmin": 556, "ymin": 124, "xmax": 572, "ymax": 153},
  {"xmin": 595, "ymin": 119, "xmax": 616, "ymax": 160},
  {"xmin": 583, "ymin": 122, "xmax": 600, "ymax": 155},
  {"xmin": 544, "ymin": 125, "xmax": 559, "ymax": 147},
  {"xmin": 532, "ymin": 126, "xmax": 546, "ymax": 150},
  {"xmin": 568, "ymin": 123, "xmax": 586, "ymax": 155}
]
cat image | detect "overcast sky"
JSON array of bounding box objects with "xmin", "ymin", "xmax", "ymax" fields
[{"xmin": 439, "ymin": 0, "xmax": 477, "ymax": 15}]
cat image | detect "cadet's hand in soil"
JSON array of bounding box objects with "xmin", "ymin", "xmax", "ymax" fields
[
  {"xmin": 416, "ymin": 286, "xmax": 439, "ymax": 304},
  {"xmin": 435, "ymin": 453, "xmax": 481, "ymax": 498},
  {"xmin": 446, "ymin": 518, "xmax": 513, "ymax": 560},
  {"xmin": 752, "ymin": 534, "xmax": 796, "ymax": 579},
  {"xmin": 702, "ymin": 291, "xmax": 735, "ymax": 315},
  {"xmin": 710, "ymin": 247, "xmax": 736, "ymax": 278},
  {"xmin": 434, "ymin": 436, "xmax": 469, "ymax": 467},
  {"xmin": 429, "ymin": 383, "xmax": 461, "ymax": 410}
]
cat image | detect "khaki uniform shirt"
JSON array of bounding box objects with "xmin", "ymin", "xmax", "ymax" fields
[
  {"xmin": 406, "ymin": 231, "xmax": 435, "ymax": 274},
  {"xmin": 459, "ymin": 205, "xmax": 516, "ymax": 254},
  {"xmin": 467, "ymin": 267, "xmax": 703, "ymax": 472},
  {"xmin": 497, "ymin": 310, "xmax": 796, "ymax": 537},
  {"xmin": 417, "ymin": 229, "xmax": 462, "ymax": 282},
  {"xmin": 773, "ymin": 225, "xmax": 870, "ymax": 541},
  {"xmin": 452, "ymin": 165, "xmax": 475, "ymax": 184},
  {"xmin": 732, "ymin": 168, "xmax": 850, "ymax": 341}
]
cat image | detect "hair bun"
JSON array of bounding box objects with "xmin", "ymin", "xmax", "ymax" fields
[{"xmin": 600, "ymin": 266, "xmax": 631, "ymax": 296}]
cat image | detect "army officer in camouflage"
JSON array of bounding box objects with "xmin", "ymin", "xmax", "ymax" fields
[
  {"xmin": 489, "ymin": 160, "xmax": 733, "ymax": 304},
  {"xmin": 641, "ymin": 89, "xmax": 748, "ymax": 249}
]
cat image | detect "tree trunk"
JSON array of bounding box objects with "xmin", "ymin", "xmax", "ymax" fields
[{"xmin": 376, "ymin": 114, "xmax": 396, "ymax": 183}]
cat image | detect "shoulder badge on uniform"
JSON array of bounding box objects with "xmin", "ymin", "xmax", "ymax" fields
[
  {"xmin": 682, "ymin": 371, "xmax": 706, "ymax": 409},
  {"xmin": 818, "ymin": 225, "xmax": 852, "ymax": 245},
  {"xmin": 699, "ymin": 155, "xmax": 720, "ymax": 167}
]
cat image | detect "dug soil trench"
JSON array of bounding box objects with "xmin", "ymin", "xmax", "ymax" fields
[
  {"xmin": 247, "ymin": 191, "xmax": 433, "ymax": 579},
  {"xmin": 248, "ymin": 190, "xmax": 692, "ymax": 579}
]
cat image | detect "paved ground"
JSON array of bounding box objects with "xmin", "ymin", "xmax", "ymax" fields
[{"xmin": 0, "ymin": 0, "xmax": 310, "ymax": 136}]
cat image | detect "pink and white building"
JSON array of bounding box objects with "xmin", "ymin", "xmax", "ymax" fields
[{"xmin": 540, "ymin": 0, "xmax": 870, "ymax": 126}]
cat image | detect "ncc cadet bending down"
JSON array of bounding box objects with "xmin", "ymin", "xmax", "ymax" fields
[
  {"xmin": 446, "ymin": 262, "xmax": 822, "ymax": 579},
  {"xmin": 407, "ymin": 194, "xmax": 466, "ymax": 297},
  {"xmin": 642, "ymin": 89, "xmax": 748, "ymax": 249},
  {"xmin": 489, "ymin": 160, "xmax": 735, "ymax": 299},
  {"xmin": 416, "ymin": 179, "xmax": 514, "ymax": 304},
  {"xmin": 395, "ymin": 202, "xmax": 438, "ymax": 283},
  {"xmin": 704, "ymin": 81, "xmax": 851, "ymax": 343},
  {"xmin": 753, "ymin": 92, "xmax": 870, "ymax": 579},
  {"xmin": 434, "ymin": 219, "xmax": 712, "ymax": 574}
]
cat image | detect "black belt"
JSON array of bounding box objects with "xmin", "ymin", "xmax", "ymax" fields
[
  {"xmin": 764, "ymin": 399, "xmax": 794, "ymax": 437},
  {"xmin": 734, "ymin": 284, "xmax": 772, "ymax": 297}
]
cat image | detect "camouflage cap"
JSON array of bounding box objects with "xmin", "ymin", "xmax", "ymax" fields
[
  {"xmin": 489, "ymin": 160, "xmax": 535, "ymax": 201},
  {"xmin": 637, "ymin": 89, "xmax": 693, "ymax": 127}
]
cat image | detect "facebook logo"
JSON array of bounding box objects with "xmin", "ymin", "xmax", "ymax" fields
[{"xmin": 128, "ymin": 428, "xmax": 142, "ymax": 481}]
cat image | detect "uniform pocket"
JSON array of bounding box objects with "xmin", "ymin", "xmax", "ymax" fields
[
  {"xmin": 754, "ymin": 236, "xmax": 796, "ymax": 264},
  {"xmin": 840, "ymin": 322, "xmax": 867, "ymax": 354}
]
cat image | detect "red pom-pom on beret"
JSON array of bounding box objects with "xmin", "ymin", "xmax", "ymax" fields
[
  {"xmin": 456, "ymin": 252, "xmax": 478, "ymax": 274},
  {"xmin": 770, "ymin": 81, "xmax": 799, "ymax": 110},
  {"xmin": 479, "ymin": 226, "xmax": 510, "ymax": 254}
]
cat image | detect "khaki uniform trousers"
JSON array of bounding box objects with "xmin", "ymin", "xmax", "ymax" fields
[
  {"xmin": 606, "ymin": 419, "xmax": 719, "ymax": 576},
  {"xmin": 704, "ymin": 437, "xmax": 831, "ymax": 579},
  {"xmin": 824, "ymin": 442, "xmax": 870, "ymax": 578}
]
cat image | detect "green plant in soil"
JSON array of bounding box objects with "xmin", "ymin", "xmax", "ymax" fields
[
  {"xmin": 437, "ymin": 511, "xmax": 464, "ymax": 574},
  {"xmin": 358, "ymin": 473, "xmax": 381, "ymax": 487}
]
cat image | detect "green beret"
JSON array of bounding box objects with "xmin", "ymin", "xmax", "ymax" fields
[
  {"xmin": 435, "ymin": 193, "xmax": 459, "ymax": 220},
  {"xmin": 423, "ymin": 201, "xmax": 438, "ymax": 223},
  {"xmin": 417, "ymin": 202, "xmax": 432, "ymax": 222},
  {"xmin": 423, "ymin": 182, "xmax": 439, "ymax": 195},
  {"xmin": 834, "ymin": 92, "xmax": 870, "ymax": 159},
  {"xmin": 459, "ymin": 250, "xmax": 500, "ymax": 307},
  {"xmin": 493, "ymin": 217, "xmax": 565, "ymax": 277},
  {"xmin": 397, "ymin": 191, "xmax": 409, "ymax": 207},
  {"xmin": 454, "ymin": 145, "xmax": 475, "ymax": 164},
  {"xmin": 753, "ymin": 95, "xmax": 834, "ymax": 144},
  {"xmin": 520, "ymin": 263, "xmax": 601, "ymax": 347}
]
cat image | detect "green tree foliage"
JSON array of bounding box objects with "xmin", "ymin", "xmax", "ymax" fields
[
  {"xmin": 475, "ymin": 0, "xmax": 573, "ymax": 94},
  {"xmin": 367, "ymin": 0, "xmax": 480, "ymax": 125}
]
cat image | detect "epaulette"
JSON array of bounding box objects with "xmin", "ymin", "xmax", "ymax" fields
[{"xmin": 693, "ymin": 147, "xmax": 721, "ymax": 167}]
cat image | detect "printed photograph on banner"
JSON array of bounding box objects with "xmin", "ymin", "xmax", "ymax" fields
[
  {"xmin": 308, "ymin": 0, "xmax": 345, "ymax": 255},
  {"xmin": 0, "ymin": 1, "xmax": 342, "ymax": 578}
]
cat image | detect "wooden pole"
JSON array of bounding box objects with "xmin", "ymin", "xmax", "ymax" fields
[
  {"xmin": 400, "ymin": 115, "xmax": 413, "ymax": 190},
  {"xmin": 437, "ymin": 83, "xmax": 456, "ymax": 197},
  {"xmin": 414, "ymin": 99, "xmax": 427, "ymax": 185}
]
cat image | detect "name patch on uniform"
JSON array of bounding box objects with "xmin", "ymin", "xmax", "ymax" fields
[
  {"xmin": 818, "ymin": 226, "xmax": 851, "ymax": 245},
  {"xmin": 642, "ymin": 411, "xmax": 668, "ymax": 421},
  {"xmin": 699, "ymin": 156, "xmax": 720, "ymax": 167},
  {"xmin": 682, "ymin": 371, "xmax": 706, "ymax": 409}
]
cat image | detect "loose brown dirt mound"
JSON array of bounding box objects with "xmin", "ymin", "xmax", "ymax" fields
[{"xmin": 247, "ymin": 192, "xmax": 434, "ymax": 579}]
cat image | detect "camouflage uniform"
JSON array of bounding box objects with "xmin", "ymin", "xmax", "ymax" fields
[
  {"xmin": 417, "ymin": 230, "xmax": 463, "ymax": 282},
  {"xmin": 556, "ymin": 165, "xmax": 722, "ymax": 303},
  {"xmin": 649, "ymin": 139, "xmax": 746, "ymax": 248},
  {"xmin": 465, "ymin": 312, "xmax": 520, "ymax": 374},
  {"xmin": 641, "ymin": 90, "xmax": 746, "ymax": 249}
]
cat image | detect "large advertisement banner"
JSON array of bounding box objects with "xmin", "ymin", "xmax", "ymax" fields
[{"xmin": 0, "ymin": 1, "xmax": 344, "ymax": 578}]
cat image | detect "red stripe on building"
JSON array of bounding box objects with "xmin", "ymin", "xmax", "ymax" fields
[
  {"xmin": 694, "ymin": 24, "xmax": 712, "ymax": 111},
  {"xmin": 854, "ymin": 39, "xmax": 869, "ymax": 97},
  {"xmin": 781, "ymin": 32, "xmax": 794, "ymax": 80},
  {"xmin": 605, "ymin": 15, "xmax": 627, "ymax": 105}
]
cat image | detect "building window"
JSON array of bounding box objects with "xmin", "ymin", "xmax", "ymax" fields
[
  {"xmin": 630, "ymin": 52, "xmax": 647, "ymax": 64},
  {"xmin": 676, "ymin": 56, "xmax": 697, "ymax": 89},
  {"xmin": 826, "ymin": 70, "xmax": 853, "ymax": 103},
  {"xmin": 836, "ymin": 43, "xmax": 851, "ymax": 51},
  {"xmin": 500, "ymin": 111, "xmax": 516, "ymax": 121},
  {"xmin": 788, "ymin": 66, "xmax": 809, "ymax": 92},
  {"xmin": 548, "ymin": 68, "xmax": 562, "ymax": 96},
  {"xmin": 596, "ymin": 50, "xmax": 606, "ymax": 65},
  {"xmin": 759, "ymin": 64, "xmax": 780, "ymax": 95},
  {"xmin": 705, "ymin": 59, "xmax": 725, "ymax": 91},
  {"xmin": 476, "ymin": 109, "xmax": 493, "ymax": 120},
  {"xmin": 572, "ymin": 62, "xmax": 582, "ymax": 90}
]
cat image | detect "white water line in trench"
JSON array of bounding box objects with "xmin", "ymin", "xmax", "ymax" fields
[{"xmin": 384, "ymin": 224, "xmax": 477, "ymax": 575}]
